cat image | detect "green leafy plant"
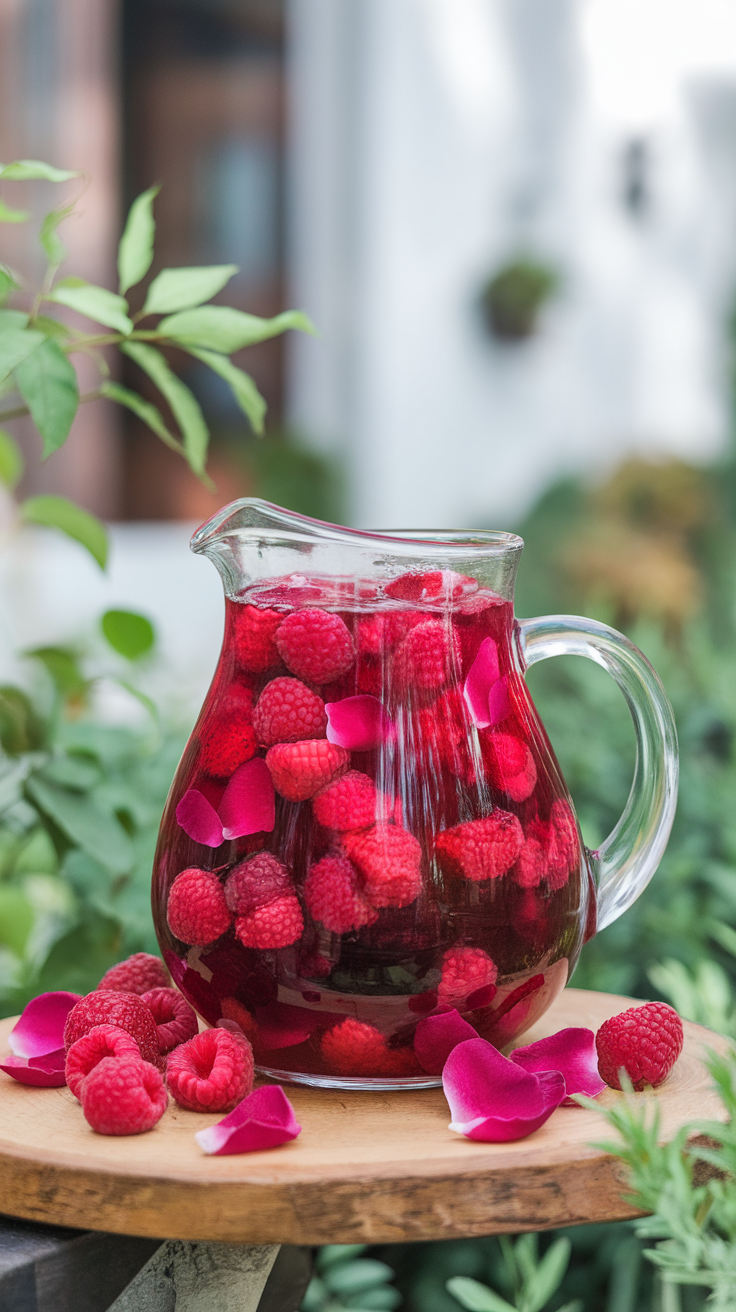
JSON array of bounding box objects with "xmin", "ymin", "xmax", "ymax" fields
[
  {"xmin": 579, "ymin": 1051, "xmax": 736, "ymax": 1309},
  {"xmin": 447, "ymin": 1236, "xmax": 580, "ymax": 1312},
  {"xmin": 302, "ymin": 1246, "xmax": 401, "ymax": 1312},
  {"xmin": 0, "ymin": 608, "xmax": 187, "ymax": 1014},
  {"xmin": 0, "ymin": 160, "xmax": 314, "ymax": 565}
]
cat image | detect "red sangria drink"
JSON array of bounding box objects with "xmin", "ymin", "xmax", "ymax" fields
[{"xmin": 151, "ymin": 501, "xmax": 678, "ymax": 1089}]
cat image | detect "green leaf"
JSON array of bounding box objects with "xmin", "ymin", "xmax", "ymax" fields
[
  {"xmin": 0, "ymin": 160, "xmax": 80, "ymax": 182},
  {"xmin": 98, "ymin": 380, "xmax": 182, "ymax": 454},
  {"xmin": 0, "ymin": 686, "xmax": 46, "ymax": 754},
  {"xmin": 101, "ymin": 609, "xmax": 155, "ymax": 660},
  {"xmin": 39, "ymin": 756, "xmax": 101, "ymax": 791},
  {"xmin": 0, "ymin": 265, "xmax": 20, "ymax": 302},
  {"xmin": 15, "ymin": 828, "xmax": 59, "ymax": 875},
  {"xmin": 118, "ymin": 184, "xmax": 159, "ymax": 295},
  {"xmin": 25, "ymin": 646, "xmax": 87, "ymax": 698},
  {"xmin": 0, "ymin": 887, "xmax": 34, "ymax": 955},
  {"xmin": 25, "ymin": 775, "xmax": 135, "ymax": 874},
  {"xmin": 446, "ymin": 1279, "xmax": 516, "ymax": 1312},
  {"xmin": 315, "ymin": 1247, "xmax": 369, "ymax": 1273},
  {"xmin": 342, "ymin": 1289, "xmax": 402, "ymax": 1310},
  {"xmin": 121, "ymin": 340, "xmax": 209, "ymax": 478},
  {"xmin": 0, "ymin": 312, "xmax": 46, "ymax": 383},
  {"xmin": 143, "ymin": 264, "xmax": 238, "ymax": 316},
  {"xmin": 187, "ymin": 347, "xmax": 266, "ymax": 433},
  {"xmin": 0, "ymin": 200, "xmax": 29, "ymax": 223},
  {"xmin": 0, "ymin": 429, "xmax": 23, "ymax": 487},
  {"xmin": 20, "ymin": 495, "xmax": 108, "ymax": 569},
  {"xmin": 15, "ymin": 339, "xmax": 79, "ymax": 457},
  {"xmin": 526, "ymin": 1238, "xmax": 571, "ymax": 1312},
  {"xmin": 39, "ymin": 203, "xmax": 74, "ymax": 272},
  {"xmin": 37, "ymin": 911, "xmax": 122, "ymax": 995},
  {"xmin": 322, "ymin": 1262, "xmax": 396, "ymax": 1297},
  {"xmin": 156, "ymin": 306, "xmax": 315, "ymax": 353},
  {"xmin": 50, "ymin": 278, "xmax": 133, "ymax": 335}
]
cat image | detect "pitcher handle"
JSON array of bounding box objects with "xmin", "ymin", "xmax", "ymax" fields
[{"xmin": 515, "ymin": 615, "xmax": 678, "ymax": 932}]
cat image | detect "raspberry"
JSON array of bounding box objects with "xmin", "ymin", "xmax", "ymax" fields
[
  {"xmin": 233, "ymin": 604, "xmax": 283, "ymax": 673},
  {"xmin": 64, "ymin": 991, "xmax": 161, "ymax": 1068},
  {"xmin": 438, "ymin": 947, "xmax": 498, "ymax": 1008},
  {"xmin": 321, "ymin": 1018, "xmax": 421, "ymax": 1077},
  {"xmin": 510, "ymin": 801, "xmax": 578, "ymax": 891},
  {"xmin": 596, "ymin": 1002, "xmax": 684, "ymax": 1091},
  {"xmin": 81, "ymin": 1055, "xmax": 167, "ymax": 1135},
  {"xmin": 434, "ymin": 811, "xmax": 523, "ymax": 882},
  {"xmin": 304, "ymin": 854, "xmax": 379, "ymax": 933},
  {"xmin": 65, "ymin": 1024, "xmax": 142, "ymax": 1100},
  {"xmin": 483, "ymin": 732, "xmax": 537, "ymax": 802},
  {"xmin": 266, "ymin": 740, "xmax": 349, "ymax": 802},
  {"xmin": 141, "ymin": 988, "xmax": 198, "ymax": 1054},
  {"xmin": 276, "ymin": 608, "xmax": 355, "ymax": 684},
  {"xmin": 224, "ymin": 852, "xmax": 293, "ymax": 916},
  {"xmin": 298, "ymin": 951, "xmax": 333, "ymax": 979},
  {"xmin": 235, "ymin": 894, "xmax": 304, "ymax": 949},
  {"xmin": 97, "ymin": 953, "xmax": 169, "ymax": 995},
  {"xmin": 198, "ymin": 685, "xmax": 256, "ymax": 777},
  {"xmin": 166, "ymin": 1027, "xmax": 253, "ymax": 1112},
  {"xmin": 167, "ymin": 868, "xmax": 232, "ymax": 946},
  {"xmin": 253, "ymin": 677, "xmax": 327, "ymax": 746},
  {"xmin": 415, "ymin": 689, "xmax": 474, "ymax": 782},
  {"xmin": 384, "ymin": 570, "xmax": 478, "ymax": 603},
  {"xmin": 220, "ymin": 997, "xmax": 259, "ymax": 1046},
  {"xmin": 357, "ymin": 611, "xmax": 424, "ymax": 659},
  {"xmin": 393, "ymin": 620, "xmax": 460, "ymax": 697},
  {"xmin": 343, "ymin": 825, "xmax": 422, "ymax": 907},
  {"xmin": 312, "ymin": 770, "xmax": 377, "ymax": 831}
]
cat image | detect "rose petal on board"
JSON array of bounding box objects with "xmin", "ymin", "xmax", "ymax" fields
[
  {"xmin": 8, "ymin": 992, "xmax": 81, "ymax": 1058},
  {"xmin": 413, "ymin": 1009, "xmax": 478, "ymax": 1075},
  {"xmin": 0, "ymin": 1048, "xmax": 67, "ymax": 1086},
  {"xmin": 219, "ymin": 758, "xmax": 276, "ymax": 839},
  {"xmin": 195, "ymin": 1085, "xmax": 301, "ymax": 1155},
  {"xmin": 463, "ymin": 639, "xmax": 501, "ymax": 728},
  {"xmin": 487, "ymin": 677, "xmax": 510, "ymax": 727},
  {"xmin": 443, "ymin": 1037, "xmax": 566, "ymax": 1142},
  {"xmin": 325, "ymin": 696, "xmax": 394, "ymax": 751},
  {"xmin": 509, "ymin": 1027, "xmax": 606, "ymax": 1104},
  {"xmin": 175, "ymin": 789, "xmax": 224, "ymax": 847}
]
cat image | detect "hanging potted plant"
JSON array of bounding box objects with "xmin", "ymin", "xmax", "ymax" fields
[{"xmin": 479, "ymin": 256, "xmax": 559, "ymax": 342}]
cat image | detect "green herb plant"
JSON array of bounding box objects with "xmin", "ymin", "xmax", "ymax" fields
[
  {"xmin": 302, "ymin": 1246, "xmax": 402, "ymax": 1312},
  {"xmin": 578, "ymin": 1050, "xmax": 736, "ymax": 1309},
  {"xmin": 447, "ymin": 1236, "xmax": 581, "ymax": 1312},
  {"xmin": 0, "ymin": 159, "xmax": 314, "ymax": 566}
]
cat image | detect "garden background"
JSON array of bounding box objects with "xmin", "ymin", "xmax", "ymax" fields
[{"xmin": 3, "ymin": 1, "xmax": 736, "ymax": 1309}]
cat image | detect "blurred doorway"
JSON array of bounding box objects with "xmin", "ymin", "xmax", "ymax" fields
[{"xmin": 121, "ymin": 0, "xmax": 286, "ymax": 520}]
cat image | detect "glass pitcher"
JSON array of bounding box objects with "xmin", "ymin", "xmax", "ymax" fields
[{"xmin": 152, "ymin": 499, "xmax": 678, "ymax": 1089}]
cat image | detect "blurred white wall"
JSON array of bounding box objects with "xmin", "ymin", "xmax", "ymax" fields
[{"xmin": 287, "ymin": 0, "xmax": 736, "ymax": 530}]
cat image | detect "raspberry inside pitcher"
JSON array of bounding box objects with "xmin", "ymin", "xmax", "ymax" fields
[{"xmin": 152, "ymin": 570, "xmax": 593, "ymax": 1085}]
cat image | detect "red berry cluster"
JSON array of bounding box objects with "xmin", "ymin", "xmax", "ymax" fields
[{"xmin": 59, "ymin": 953, "xmax": 254, "ymax": 1134}]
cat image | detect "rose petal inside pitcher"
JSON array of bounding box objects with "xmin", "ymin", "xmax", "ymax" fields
[{"xmin": 152, "ymin": 570, "xmax": 593, "ymax": 1088}]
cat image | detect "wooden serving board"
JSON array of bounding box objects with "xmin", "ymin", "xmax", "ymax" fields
[{"xmin": 0, "ymin": 989, "xmax": 727, "ymax": 1245}]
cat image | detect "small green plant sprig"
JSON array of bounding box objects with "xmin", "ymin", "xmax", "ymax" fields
[
  {"xmin": 447, "ymin": 1234, "xmax": 580, "ymax": 1312},
  {"xmin": 302, "ymin": 1246, "xmax": 402, "ymax": 1312},
  {"xmin": 578, "ymin": 1053, "xmax": 736, "ymax": 1309},
  {"xmin": 0, "ymin": 159, "xmax": 314, "ymax": 565}
]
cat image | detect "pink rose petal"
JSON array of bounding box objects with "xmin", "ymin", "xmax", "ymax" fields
[
  {"xmin": 8, "ymin": 992, "xmax": 81, "ymax": 1058},
  {"xmin": 195, "ymin": 1085, "xmax": 301, "ymax": 1155},
  {"xmin": 443, "ymin": 1037, "xmax": 566, "ymax": 1142},
  {"xmin": 219, "ymin": 758, "xmax": 276, "ymax": 839},
  {"xmin": 0, "ymin": 1048, "xmax": 67, "ymax": 1087},
  {"xmin": 414, "ymin": 1009, "xmax": 478, "ymax": 1075},
  {"xmin": 510, "ymin": 1027, "xmax": 606, "ymax": 1104},
  {"xmin": 325, "ymin": 696, "xmax": 394, "ymax": 751},
  {"xmin": 487, "ymin": 677, "xmax": 510, "ymax": 727},
  {"xmin": 176, "ymin": 789, "xmax": 224, "ymax": 847},
  {"xmin": 253, "ymin": 1002, "xmax": 327, "ymax": 1051},
  {"xmin": 463, "ymin": 639, "xmax": 501, "ymax": 728}
]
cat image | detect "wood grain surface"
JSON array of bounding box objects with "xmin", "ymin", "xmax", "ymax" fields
[{"xmin": 0, "ymin": 989, "xmax": 728, "ymax": 1244}]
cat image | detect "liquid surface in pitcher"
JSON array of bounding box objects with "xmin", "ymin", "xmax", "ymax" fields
[{"xmin": 152, "ymin": 569, "xmax": 593, "ymax": 1088}]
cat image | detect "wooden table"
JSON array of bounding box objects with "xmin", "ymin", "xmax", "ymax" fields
[{"xmin": 0, "ymin": 989, "xmax": 728, "ymax": 1309}]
